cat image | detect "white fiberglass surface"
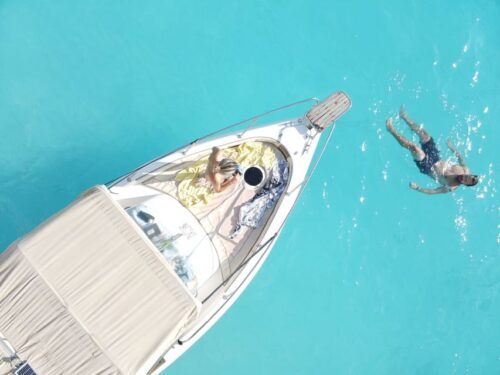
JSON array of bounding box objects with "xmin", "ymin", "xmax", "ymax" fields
[{"xmin": 127, "ymin": 194, "xmax": 220, "ymax": 293}]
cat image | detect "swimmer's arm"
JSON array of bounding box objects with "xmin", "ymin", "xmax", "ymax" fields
[
  {"xmin": 447, "ymin": 140, "xmax": 467, "ymax": 167},
  {"xmin": 409, "ymin": 182, "xmax": 454, "ymax": 195}
]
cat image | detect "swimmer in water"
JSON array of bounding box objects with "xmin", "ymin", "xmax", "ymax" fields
[
  {"xmin": 206, "ymin": 147, "xmax": 242, "ymax": 193},
  {"xmin": 386, "ymin": 106, "xmax": 478, "ymax": 194}
]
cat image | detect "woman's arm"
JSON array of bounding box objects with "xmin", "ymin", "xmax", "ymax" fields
[
  {"xmin": 213, "ymin": 174, "xmax": 240, "ymax": 193},
  {"xmin": 209, "ymin": 147, "xmax": 222, "ymax": 164}
]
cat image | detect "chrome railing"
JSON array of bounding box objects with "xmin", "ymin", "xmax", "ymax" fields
[
  {"xmin": 180, "ymin": 97, "xmax": 319, "ymax": 155},
  {"xmin": 106, "ymin": 97, "xmax": 319, "ymax": 188}
]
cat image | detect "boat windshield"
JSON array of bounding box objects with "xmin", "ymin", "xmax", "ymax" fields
[{"xmin": 126, "ymin": 194, "xmax": 220, "ymax": 296}]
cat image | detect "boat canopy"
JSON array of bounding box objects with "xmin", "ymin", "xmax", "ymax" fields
[{"xmin": 0, "ymin": 186, "xmax": 201, "ymax": 375}]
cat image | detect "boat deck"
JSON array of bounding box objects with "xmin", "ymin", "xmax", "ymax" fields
[{"xmin": 137, "ymin": 141, "xmax": 287, "ymax": 291}]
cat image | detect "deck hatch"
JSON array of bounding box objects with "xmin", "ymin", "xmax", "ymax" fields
[{"xmin": 15, "ymin": 362, "xmax": 37, "ymax": 375}]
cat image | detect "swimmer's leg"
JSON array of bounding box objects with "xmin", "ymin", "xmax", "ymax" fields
[
  {"xmin": 386, "ymin": 117, "xmax": 425, "ymax": 161},
  {"xmin": 399, "ymin": 106, "xmax": 431, "ymax": 143}
]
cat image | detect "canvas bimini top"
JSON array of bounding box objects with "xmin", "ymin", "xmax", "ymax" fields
[{"xmin": 0, "ymin": 186, "xmax": 201, "ymax": 375}]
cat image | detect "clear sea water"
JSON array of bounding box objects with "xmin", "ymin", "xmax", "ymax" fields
[{"xmin": 0, "ymin": 1, "xmax": 498, "ymax": 374}]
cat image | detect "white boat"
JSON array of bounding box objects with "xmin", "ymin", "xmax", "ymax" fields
[{"xmin": 0, "ymin": 92, "xmax": 351, "ymax": 375}]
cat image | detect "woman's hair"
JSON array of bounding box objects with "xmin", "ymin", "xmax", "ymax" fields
[{"xmin": 215, "ymin": 158, "xmax": 240, "ymax": 178}]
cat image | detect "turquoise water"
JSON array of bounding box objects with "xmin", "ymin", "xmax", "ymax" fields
[{"xmin": 0, "ymin": 1, "xmax": 498, "ymax": 374}]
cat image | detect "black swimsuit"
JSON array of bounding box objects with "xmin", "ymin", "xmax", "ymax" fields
[{"xmin": 415, "ymin": 138, "xmax": 441, "ymax": 175}]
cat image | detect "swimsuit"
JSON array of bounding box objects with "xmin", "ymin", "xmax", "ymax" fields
[{"xmin": 415, "ymin": 138, "xmax": 440, "ymax": 175}]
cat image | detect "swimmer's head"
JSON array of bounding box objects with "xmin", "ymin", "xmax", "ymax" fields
[
  {"xmin": 215, "ymin": 158, "xmax": 241, "ymax": 178},
  {"xmin": 457, "ymin": 174, "xmax": 479, "ymax": 186}
]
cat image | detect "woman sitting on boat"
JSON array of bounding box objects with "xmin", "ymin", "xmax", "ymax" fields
[{"xmin": 206, "ymin": 147, "xmax": 242, "ymax": 192}]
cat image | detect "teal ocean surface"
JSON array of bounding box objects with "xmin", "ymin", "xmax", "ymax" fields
[{"xmin": 0, "ymin": 1, "xmax": 498, "ymax": 374}]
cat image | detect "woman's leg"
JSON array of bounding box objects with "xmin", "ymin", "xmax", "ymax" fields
[
  {"xmin": 399, "ymin": 106, "xmax": 431, "ymax": 143},
  {"xmin": 386, "ymin": 118, "xmax": 425, "ymax": 160}
]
